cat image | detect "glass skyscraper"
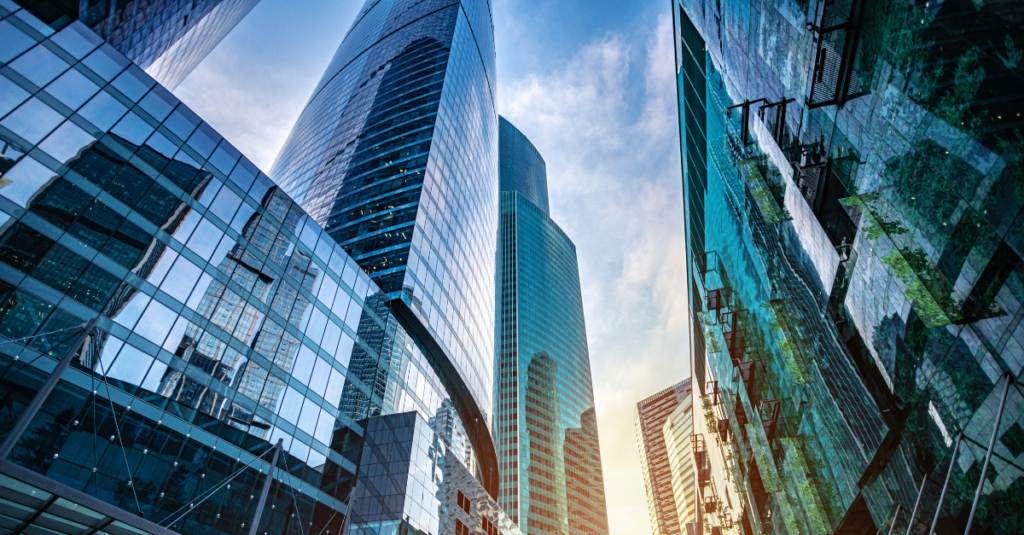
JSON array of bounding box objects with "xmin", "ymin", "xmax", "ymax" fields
[
  {"xmin": 494, "ymin": 117, "xmax": 609, "ymax": 535},
  {"xmin": 674, "ymin": 1, "xmax": 1024, "ymax": 534},
  {"xmin": 497, "ymin": 117, "xmax": 548, "ymax": 215},
  {"xmin": 0, "ymin": 4, "xmax": 518, "ymax": 535},
  {"xmin": 5, "ymin": 0, "xmax": 260, "ymax": 89},
  {"xmin": 662, "ymin": 397, "xmax": 695, "ymax": 534},
  {"xmin": 635, "ymin": 379, "xmax": 694, "ymax": 535},
  {"xmin": 269, "ymin": 0, "xmax": 500, "ymax": 498}
]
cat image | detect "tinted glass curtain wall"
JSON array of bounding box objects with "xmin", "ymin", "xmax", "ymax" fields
[
  {"xmin": 494, "ymin": 118, "xmax": 609, "ymax": 535},
  {"xmin": 0, "ymin": 8, "xmax": 501, "ymax": 535},
  {"xmin": 6, "ymin": 0, "xmax": 260, "ymax": 89},
  {"xmin": 674, "ymin": 0, "xmax": 1024, "ymax": 534},
  {"xmin": 269, "ymin": 0, "xmax": 500, "ymax": 491},
  {"xmin": 497, "ymin": 117, "xmax": 548, "ymax": 215}
]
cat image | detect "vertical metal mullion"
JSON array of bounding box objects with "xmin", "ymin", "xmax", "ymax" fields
[
  {"xmin": 906, "ymin": 472, "xmax": 930, "ymax": 534},
  {"xmin": 964, "ymin": 374, "xmax": 1013, "ymax": 535},
  {"xmin": 929, "ymin": 433, "xmax": 962, "ymax": 535},
  {"xmin": 247, "ymin": 438, "xmax": 283, "ymax": 535},
  {"xmin": 886, "ymin": 505, "xmax": 903, "ymax": 535}
]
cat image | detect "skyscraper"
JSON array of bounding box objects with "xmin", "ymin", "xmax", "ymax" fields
[
  {"xmin": 663, "ymin": 392, "xmax": 696, "ymax": 534},
  {"xmin": 0, "ymin": 4, "xmax": 518, "ymax": 535},
  {"xmin": 5, "ymin": 0, "xmax": 260, "ymax": 88},
  {"xmin": 494, "ymin": 117, "xmax": 609, "ymax": 534},
  {"xmin": 269, "ymin": 0, "xmax": 500, "ymax": 499},
  {"xmin": 635, "ymin": 379, "xmax": 694, "ymax": 535},
  {"xmin": 498, "ymin": 117, "xmax": 548, "ymax": 214},
  {"xmin": 674, "ymin": 0, "xmax": 1024, "ymax": 534}
]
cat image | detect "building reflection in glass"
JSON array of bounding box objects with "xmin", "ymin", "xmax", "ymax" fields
[
  {"xmin": 495, "ymin": 117, "xmax": 609, "ymax": 534},
  {"xmin": 0, "ymin": 11, "xmax": 502, "ymax": 532}
]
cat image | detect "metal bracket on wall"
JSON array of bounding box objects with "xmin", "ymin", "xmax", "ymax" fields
[
  {"xmin": 759, "ymin": 98, "xmax": 796, "ymax": 145},
  {"xmin": 727, "ymin": 99, "xmax": 768, "ymax": 146}
]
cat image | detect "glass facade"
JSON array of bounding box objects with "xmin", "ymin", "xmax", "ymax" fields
[
  {"xmin": 635, "ymin": 380, "xmax": 693, "ymax": 535},
  {"xmin": 663, "ymin": 394, "xmax": 696, "ymax": 534},
  {"xmin": 495, "ymin": 117, "xmax": 608, "ymax": 535},
  {"xmin": 5, "ymin": 0, "xmax": 260, "ymax": 89},
  {"xmin": 674, "ymin": 0, "xmax": 1024, "ymax": 534},
  {"xmin": 0, "ymin": 9, "xmax": 501, "ymax": 535},
  {"xmin": 347, "ymin": 412, "xmax": 521, "ymax": 535},
  {"xmin": 497, "ymin": 117, "xmax": 547, "ymax": 216},
  {"xmin": 268, "ymin": 0, "xmax": 499, "ymax": 483}
]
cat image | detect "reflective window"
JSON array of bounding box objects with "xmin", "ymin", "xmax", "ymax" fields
[
  {"xmin": 2, "ymin": 97, "xmax": 64, "ymax": 143},
  {"xmin": 0, "ymin": 20, "xmax": 35, "ymax": 63},
  {"xmin": 44, "ymin": 68, "xmax": 100, "ymax": 111},
  {"xmin": 0, "ymin": 157, "xmax": 56, "ymax": 207},
  {"xmin": 81, "ymin": 44, "xmax": 128, "ymax": 81},
  {"xmin": 38, "ymin": 120, "xmax": 94, "ymax": 162},
  {"xmin": 49, "ymin": 22, "xmax": 102, "ymax": 59},
  {"xmin": 78, "ymin": 90, "xmax": 127, "ymax": 131},
  {"xmin": 9, "ymin": 42, "xmax": 67, "ymax": 86},
  {"xmin": 0, "ymin": 74, "xmax": 30, "ymax": 117}
]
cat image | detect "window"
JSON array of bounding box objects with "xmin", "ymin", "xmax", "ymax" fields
[
  {"xmin": 483, "ymin": 517, "xmax": 498, "ymax": 535},
  {"xmin": 457, "ymin": 490, "xmax": 470, "ymax": 515},
  {"xmin": 455, "ymin": 519, "xmax": 469, "ymax": 535}
]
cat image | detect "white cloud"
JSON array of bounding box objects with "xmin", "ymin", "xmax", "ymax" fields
[
  {"xmin": 170, "ymin": 0, "xmax": 355, "ymax": 172},
  {"xmin": 174, "ymin": 54, "xmax": 312, "ymax": 171},
  {"xmin": 499, "ymin": 13, "xmax": 689, "ymax": 535}
]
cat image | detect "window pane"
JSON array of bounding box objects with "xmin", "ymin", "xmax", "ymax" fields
[
  {"xmin": 9, "ymin": 45, "xmax": 68, "ymax": 87},
  {"xmin": 32, "ymin": 244, "xmax": 89, "ymax": 293},
  {"xmin": 69, "ymin": 264, "xmax": 120, "ymax": 311},
  {"xmin": 0, "ymin": 221, "xmax": 55, "ymax": 272},
  {"xmin": 0, "ymin": 156, "xmax": 58, "ymax": 207},
  {"xmin": 31, "ymin": 177, "xmax": 91, "ymax": 230},
  {"xmin": 135, "ymin": 301, "xmax": 177, "ymax": 345},
  {"xmin": 106, "ymin": 344, "xmax": 153, "ymax": 386},
  {"xmin": 44, "ymin": 68, "xmax": 99, "ymax": 111},
  {"xmin": 39, "ymin": 120, "xmax": 95, "ymax": 164}
]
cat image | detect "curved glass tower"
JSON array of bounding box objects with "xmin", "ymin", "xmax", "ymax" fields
[
  {"xmin": 270, "ymin": 0, "xmax": 500, "ymax": 500},
  {"xmin": 498, "ymin": 117, "xmax": 548, "ymax": 215},
  {"xmin": 494, "ymin": 118, "xmax": 609, "ymax": 534}
]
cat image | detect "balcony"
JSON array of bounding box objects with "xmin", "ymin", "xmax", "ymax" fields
[
  {"xmin": 808, "ymin": 0, "xmax": 871, "ymax": 108},
  {"xmin": 717, "ymin": 419, "xmax": 730, "ymax": 443},
  {"xmin": 704, "ymin": 495, "xmax": 718, "ymax": 514},
  {"xmin": 693, "ymin": 433, "xmax": 711, "ymax": 488},
  {"xmin": 707, "ymin": 288, "xmax": 732, "ymax": 320}
]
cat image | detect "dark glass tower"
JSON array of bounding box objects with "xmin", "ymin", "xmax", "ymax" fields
[
  {"xmin": 6, "ymin": 0, "xmax": 260, "ymax": 88},
  {"xmin": 494, "ymin": 117, "xmax": 609, "ymax": 534},
  {"xmin": 674, "ymin": 1, "xmax": 1024, "ymax": 534},
  {"xmin": 270, "ymin": 0, "xmax": 500, "ymax": 498}
]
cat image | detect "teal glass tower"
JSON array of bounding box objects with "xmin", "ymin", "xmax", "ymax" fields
[
  {"xmin": 494, "ymin": 117, "xmax": 609, "ymax": 535},
  {"xmin": 674, "ymin": 1, "xmax": 1024, "ymax": 534}
]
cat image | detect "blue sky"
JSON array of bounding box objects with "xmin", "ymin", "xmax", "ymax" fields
[{"xmin": 174, "ymin": 1, "xmax": 689, "ymax": 532}]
